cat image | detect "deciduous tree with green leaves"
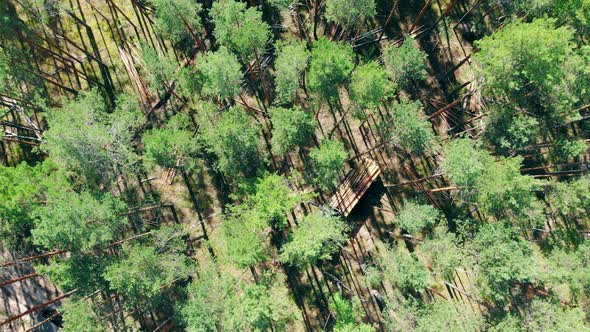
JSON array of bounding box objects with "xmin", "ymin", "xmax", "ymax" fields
[
  {"xmin": 151, "ymin": 0, "xmax": 202, "ymax": 46},
  {"xmin": 143, "ymin": 114, "xmax": 199, "ymax": 171},
  {"xmin": 349, "ymin": 61, "xmax": 394, "ymax": 114},
  {"xmin": 471, "ymin": 223, "xmax": 539, "ymax": 306},
  {"xmin": 310, "ymin": 139, "xmax": 348, "ymax": 191},
  {"xmin": 270, "ymin": 106, "xmax": 315, "ymax": 156},
  {"xmin": 273, "ymin": 38, "xmax": 310, "ymax": 104},
  {"xmin": 280, "ymin": 211, "xmax": 348, "ymax": 267},
  {"xmin": 396, "ymin": 200, "xmax": 439, "ymax": 235},
  {"xmin": 32, "ymin": 190, "xmax": 127, "ymax": 253},
  {"xmin": 324, "ymin": 0, "xmax": 376, "ymax": 30},
  {"xmin": 382, "ymin": 37, "xmax": 428, "ymax": 89},
  {"xmin": 198, "ymin": 47, "xmax": 244, "ymax": 101},
  {"xmin": 60, "ymin": 298, "xmax": 107, "ymax": 332},
  {"xmin": 209, "ymin": 0, "xmax": 271, "ymax": 59},
  {"xmin": 307, "ymin": 38, "xmax": 354, "ymax": 101},
  {"xmin": 200, "ymin": 107, "xmax": 262, "ymax": 180}
]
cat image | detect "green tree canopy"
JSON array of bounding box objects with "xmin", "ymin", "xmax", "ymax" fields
[
  {"xmin": 37, "ymin": 254, "xmax": 109, "ymax": 296},
  {"xmin": 545, "ymin": 241, "xmax": 590, "ymax": 301},
  {"xmin": 210, "ymin": 0, "xmax": 271, "ymax": 59},
  {"xmin": 330, "ymin": 293, "xmax": 376, "ymax": 332},
  {"xmin": 151, "ymin": 0, "xmax": 202, "ymax": 44},
  {"xmin": 471, "ymin": 223, "xmax": 539, "ymax": 306},
  {"xmin": 60, "ymin": 298, "xmax": 107, "ymax": 332},
  {"xmin": 546, "ymin": 175, "xmax": 590, "ymax": 221},
  {"xmin": 141, "ymin": 46, "xmax": 177, "ymax": 96},
  {"xmin": 420, "ymin": 227, "xmax": 469, "ymax": 278},
  {"xmin": 310, "ymin": 139, "xmax": 348, "ymax": 191},
  {"xmin": 270, "ymin": 106, "xmax": 315, "ymax": 156},
  {"xmin": 521, "ymin": 299, "xmax": 589, "ymax": 331},
  {"xmin": 222, "ymin": 203, "xmax": 270, "ymax": 268},
  {"xmin": 474, "ymin": 18, "xmax": 586, "ymax": 121},
  {"xmin": 324, "ymin": 0, "xmax": 376, "ymax": 30},
  {"xmin": 280, "ymin": 211, "xmax": 348, "ymax": 267},
  {"xmin": 198, "ymin": 47, "xmax": 244, "ymax": 101},
  {"xmin": 415, "ymin": 300, "xmax": 483, "ymax": 332},
  {"xmin": 388, "ymin": 99, "xmax": 435, "ymax": 154},
  {"xmin": 143, "ymin": 113, "xmax": 199, "ymax": 171},
  {"xmin": 32, "ymin": 190, "xmax": 127, "ymax": 253},
  {"xmin": 349, "ymin": 61, "xmax": 395, "ymax": 112},
  {"xmin": 42, "ymin": 90, "xmax": 142, "ymax": 186},
  {"xmin": 103, "ymin": 242, "xmax": 192, "ymax": 308},
  {"xmin": 273, "ymin": 38, "xmax": 310, "ymax": 104},
  {"xmin": 396, "ymin": 200, "xmax": 440, "ymax": 235},
  {"xmin": 200, "ymin": 107, "xmax": 262, "ymax": 180},
  {"xmin": 378, "ymin": 246, "xmax": 430, "ymax": 294},
  {"xmin": 251, "ymin": 173, "xmax": 309, "ymax": 229},
  {"xmin": 307, "ymin": 38, "xmax": 354, "ymax": 100},
  {"xmin": 0, "ymin": 160, "xmax": 69, "ymax": 249},
  {"xmin": 382, "ymin": 37, "xmax": 428, "ymax": 89}
]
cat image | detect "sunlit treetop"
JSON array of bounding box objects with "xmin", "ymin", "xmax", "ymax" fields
[
  {"xmin": 349, "ymin": 61, "xmax": 395, "ymax": 111},
  {"xmin": 198, "ymin": 47, "xmax": 244, "ymax": 101},
  {"xmin": 210, "ymin": 0, "xmax": 271, "ymax": 59},
  {"xmin": 307, "ymin": 37, "xmax": 354, "ymax": 100},
  {"xmin": 151, "ymin": 0, "xmax": 202, "ymax": 44},
  {"xmin": 382, "ymin": 37, "xmax": 428, "ymax": 89},
  {"xmin": 273, "ymin": 38, "xmax": 310, "ymax": 104},
  {"xmin": 324, "ymin": 0, "xmax": 376, "ymax": 30}
]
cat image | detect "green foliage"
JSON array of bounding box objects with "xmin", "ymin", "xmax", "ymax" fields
[
  {"xmin": 378, "ymin": 245, "xmax": 430, "ymax": 294},
  {"xmin": 182, "ymin": 266, "xmax": 298, "ymax": 331},
  {"xmin": 251, "ymin": 173, "xmax": 308, "ymax": 229},
  {"xmin": 546, "ymin": 176, "xmax": 590, "ymax": 220},
  {"xmin": 198, "ymin": 47, "xmax": 244, "ymax": 100},
  {"xmin": 382, "ymin": 37, "xmax": 428, "ymax": 89},
  {"xmin": 224, "ymin": 281, "xmax": 299, "ymax": 331},
  {"xmin": 324, "ymin": 0, "xmax": 376, "ymax": 29},
  {"xmin": 442, "ymin": 139, "xmax": 542, "ymax": 221},
  {"xmin": 396, "ymin": 200, "xmax": 439, "ymax": 234},
  {"xmin": 471, "ymin": 223, "xmax": 538, "ymax": 306},
  {"xmin": 330, "ymin": 293, "xmax": 376, "ymax": 332},
  {"xmin": 415, "ymin": 300, "xmax": 483, "ymax": 332},
  {"xmin": 545, "ymin": 241, "xmax": 590, "ymax": 301},
  {"xmin": 441, "ymin": 139, "xmax": 493, "ymax": 188},
  {"xmin": 475, "ymin": 156, "xmax": 543, "ymax": 221},
  {"xmin": 141, "ymin": 46, "xmax": 176, "ymax": 96},
  {"xmin": 280, "ymin": 211, "xmax": 348, "ymax": 266},
  {"xmin": 474, "ymin": 19, "xmax": 585, "ymax": 121},
  {"xmin": 349, "ymin": 61, "xmax": 394, "ymax": 111},
  {"xmin": 37, "ymin": 254, "xmax": 108, "ymax": 295},
  {"xmin": 484, "ymin": 109, "xmax": 540, "ymax": 155},
  {"xmin": 210, "ymin": 0, "xmax": 271, "ymax": 59},
  {"xmin": 307, "ymin": 38, "xmax": 354, "ymax": 100},
  {"xmin": 0, "ymin": 160, "xmax": 69, "ymax": 249},
  {"xmin": 42, "ymin": 90, "xmax": 142, "ymax": 186},
  {"xmin": 522, "ymin": 299, "xmax": 589, "ymax": 331},
  {"xmin": 310, "ymin": 139, "xmax": 348, "ymax": 190},
  {"xmin": 32, "ymin": 190, "xmax": 127, "ymax": 252},
  {"xmin": 379, "ymin": 99, "xmax": 434, "ymax": 154},
  {"xmin": 60, "ymin": 298, "xmax": 106, "ymax": 332},
  {"xmin": 181, "ymin": 265, "xmax": 231, "ymax": 331},
  {"xmin": 151, "ymin": 0, "xmax": 202, "ymax": 44},
  {"xmin": 420, "ymin": 227, "xmax": 468, "ymax": 278},
  {"xmin": 143, "ymin": 114, "xmax": 199, "ymax": 170},
  {"xmin": 550, "ymin": 139, "xmax": 587, "ymax": 162},
  {"xmin": 270, "ymin": 106, "xmax": 315, "ymax": 156},
  {"xmin": 273, "ymin": 38, "xmax": 310, "ymax": 104},
  {"xmin": 222, "ymin": 204, "xmax": 270, "ymax": 268},
  {"xmin": 200, "ymin": 107, "xmax": 261, "ymax": 180},
  {"xmin": 103, "ymin": 243, "xmax": 192, "ymax": 308}
]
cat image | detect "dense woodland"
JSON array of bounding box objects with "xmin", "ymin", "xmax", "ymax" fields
[{"xmin": 1, "ymin": 0, "xmax": 590, "ymax": 331}]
